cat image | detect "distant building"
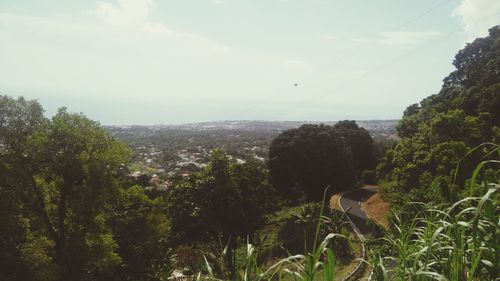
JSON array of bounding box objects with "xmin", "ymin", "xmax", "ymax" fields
[
  {"xmin": 254, "ymin": 155, "xmax": 265, "ymax": 162},
  {"xmin": 130, "ymin": 171, "xmax": 142, "ymax": 178}
]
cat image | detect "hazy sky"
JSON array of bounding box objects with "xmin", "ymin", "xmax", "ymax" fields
[{"xmin": 1, "ymin": 0, "xmax": 499, "ymax": 124}]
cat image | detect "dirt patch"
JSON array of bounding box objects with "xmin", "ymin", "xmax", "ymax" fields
[
  {"xmin": 330, "ymin": 194, "xmax": 342, "ymax": 211},
  {"xmin": 361, "ymin": 193, "xmax": 391, "ymax": 229}
]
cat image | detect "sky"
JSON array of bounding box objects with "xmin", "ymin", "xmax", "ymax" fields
[{"xmin": 0, "ymin": 0, "xmax": 499, "ymax": 125}]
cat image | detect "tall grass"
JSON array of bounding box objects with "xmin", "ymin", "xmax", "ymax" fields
[
  {"xmin": 195, "ymin": 186, "xmax": 498, "ymax": 280},
  {"xmin": 193, "ymin": 182, "xmax": 498, "ymax": 281},
  {"xmin": 196, "ymin": 187, "xmax": 344, "ymax": 281},
  {"xmin": 452, "ymin": 142, "xmax": 500, "ymax": 199},
  {"xmin": 190, "ymin": 148, "xmax": 499, "ymax": 281},
  {"xmin": 372, "ymin": 186, "xmax": 498, "ymax": 281},
  {"xmin": 370, "ymin": 143, "xmax": 499, "ymax": 281}
]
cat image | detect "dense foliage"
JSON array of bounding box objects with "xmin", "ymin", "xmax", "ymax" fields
[
  {"xmin": 109, "ymin": 186, "xmax": 171, "ymax": 280},
  {"xmin": 0, "ymin": 96, "xmax": 357, "ymax": 281},
  {"xmin": 378, "ymin": 26, "xmax": 500, "ymax": 208},
  {"xmin": 1, "ymin": 26, "xmax": 499, "ymax": 281},
  {"xmin": 333, "ymin": 120, "xmax": 377, "ymax": 173},
  {"xmin": 166, "ymin": 149, "xmax": 277, "ymax": 277},
  {"xmin": 269, "ymin": 122, "xmax": 376, "ymax": 201},
  {"xmin": 0, "ymin": 96, "xmax": 172, "ymax": 281}
]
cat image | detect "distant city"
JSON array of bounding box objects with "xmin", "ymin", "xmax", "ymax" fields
[{"xmin": 105, "ymin": 120, "xmax": 398, "ymax": 189}]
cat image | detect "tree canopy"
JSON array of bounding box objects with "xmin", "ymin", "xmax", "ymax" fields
[
  {"xmin": 0, "ymin": 96, "xmax": 172, "ymax": 281},
  {"xmin": 378, "ymin": 26, "xmax": 500, "ymax": 207},
  {"xmin": 166, "ymin": 149, "xmax": 276, "ymax": 277},
  {"xmin": 333, "ymin": 120, "xmax": 376, "ymax": 173},
  {"xmin": 268, "ymin": 122, "xmax": 375, "ymax": 201}
]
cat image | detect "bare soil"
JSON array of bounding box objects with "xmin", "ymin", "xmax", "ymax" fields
[
  {"xmin": 361, "ymin": 192, "xmax": 391, "ymax": 229},
  {"xmin": 329, "ymin": 194, "xmax": 342, "ymax": 211}
]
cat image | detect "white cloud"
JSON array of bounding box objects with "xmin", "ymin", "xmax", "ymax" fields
[
  {"xmin": 453, "ymin": 0, "xmax": 500, "ymax": 40},
  {"xmin": 0, "ymin": 0, "xmax": 314, "ymax": 118},
  {"xmin": 2, "ymin": 0, "xmax": 449, "ymax": 123},
  {"xmin": 378, "ymin": 31, "xmax": 442, "ymax": 46},
  {"xmin": 91, "ymin": 0, "xmax": 232, "ymax": 53},
  {"xmin": 95, "ymin": 0, "xmax": 153, "ymax": 27}
]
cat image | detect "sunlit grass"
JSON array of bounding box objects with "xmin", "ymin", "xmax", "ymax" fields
[{"xmin": 371, "ymin": 186, "xmax": 498, "ymax": 281}]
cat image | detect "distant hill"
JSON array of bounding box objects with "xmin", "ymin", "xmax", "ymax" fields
[{"xmin": 105, "ymin": 120, "xmax": 398, "ymax": 137}]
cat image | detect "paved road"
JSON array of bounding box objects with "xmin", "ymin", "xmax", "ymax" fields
[
  {"xmin": 339, "ymin": 186, "xmax": 377, "ymax": 237},
  {"xmin": 339, "ymin": 186, "xmax": 398, "ymax": 280},
  {"xmin": 335, "ymin": 187, "xmax": 378, "ymax": 280}
]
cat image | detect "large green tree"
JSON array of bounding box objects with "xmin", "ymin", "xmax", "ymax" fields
[
  {"xmin": 0, "ymin": 97, "xmax": 177, "ymax": 281},
  {"xmin": 378, "ymin": 26, "xmax": 500, "ymax": 207},
  {"xmin": 268, "ymin": 124, "xmax": 363, "ymax": 201},
  {"xmin": 333, "ymin": 120, "xmax": 377, "ymax": 173},
  {"xmin": 0, "ymin": 96, "xmax": 52, "ymax": 281},
  {"xmin": 27, "ymin": 108, "xmax": 131, "ymax": 281},
  {"xmin": 38, "ymin": 109, "xmax": 171, "ymax": 281},
  {"xmin": 166, "ymin": 149, "xmax": 275, "ymax": 277}
]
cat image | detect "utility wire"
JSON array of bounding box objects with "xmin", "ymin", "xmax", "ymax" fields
[
  {"xmin": 296, "ymin": 13, "xmax": 500, "ymax": 112},
  {"xmin": 237, "ymin": 0, "xmax": 457, "ymax": 118},
  {"xmin": 317, "ymin": 0, "xmax": 456, "ymax": 73},
  {"xmin": 254, "ymin": 11, "xmax": 500, "ymax": 121},
  {"xmin": 253, "ymin": 30, "xmax": 459, "ymax": 121}
]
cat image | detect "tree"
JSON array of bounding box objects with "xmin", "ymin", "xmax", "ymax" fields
[
  {"xmin": 166, "ymin": 149, "xmax": 275, "ymax": 278},
  {"xmin": 0, "ymin": 96, "xmax": 52, "ymax": 281},
  {"xmin": 27, "ymin": 108, "xmax": 131, "ymax": 281},
  {"xmin": 109, "ymin": 186, "xmax": 172, "ymax": 281},
  {"xmin": 379, "ymin": 26, "xmax": 500, "ymax": 208},
  {"xmin": 0, "ymin": 98, "xmax": 133, "ymax": 281},
  {"xmin": 229, "ymin": 158, "xmax": 277, "ymax": 235},
  {"xmin": 268, "ymin": 124, "xmax": 356, "ymax": 201},
  {"xmin": 333, "ymin": 120, "xmax": 377, "ymax": 173}
]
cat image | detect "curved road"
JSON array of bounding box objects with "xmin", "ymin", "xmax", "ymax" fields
[
  {"xmin": 335, "ymin": 187, "xmax": 378, "ymax": 280},
  {"xmin": 338, "ymin": 186, "xmax": 377, "ymax": 237}
]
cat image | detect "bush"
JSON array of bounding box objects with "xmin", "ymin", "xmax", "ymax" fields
[{"xmin": 278, "ymin": 204, "xmax": 352, "ymax": 262}]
